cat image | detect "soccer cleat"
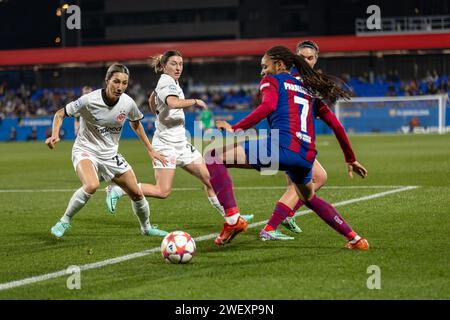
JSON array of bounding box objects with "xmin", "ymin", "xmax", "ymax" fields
[
  {"xmin": 141, "ymin": 225, "xmax": 169, "ymax": 237},
  {"xmin": 281, "ymin": 217, "xmax": 302, "ymax": 234},
  {"xmin": 259, "ymin": 229, "xmax": 294, "ymax": 241},
  {"xmin": 241, "ymin": 214, "xmax": 254, "ymax": 223},
  {"xmin": 345, "ymin": 237, "xmax": 369, "ymax": 250},
  {"xmin": 105, "ymin": 185, "xmax": 122, "ymax": 214},
  {"xmin": 51, "ymin": 221, "xmax": 71, "ymax": 238},
  {"xmin": 215, "ymin": 216, "xmax": 248, "ymax": 246}
]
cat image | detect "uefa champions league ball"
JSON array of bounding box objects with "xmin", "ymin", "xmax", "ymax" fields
[{"xmin": 161, "ymin": 231, "xmax": 196, "ymax": 264}]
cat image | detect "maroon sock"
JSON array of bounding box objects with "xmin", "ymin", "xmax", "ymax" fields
[
  {"xmin": 304, "ymin": 195, "xmax": 355, "ymax": 240},
  {"xmin": 266, "ymin": 202, "xmax": 291, "ymax": 230},
  {"xmin": 289, "ymin": 199, "xmax": 305, "ymax": 217},
  {"xmin": 206, "ymin": 151, "xmax": 238, "ymax": 211},
  {"xmin": 293, "ymin": 199, "xmax": 304, "ymax": 212}
]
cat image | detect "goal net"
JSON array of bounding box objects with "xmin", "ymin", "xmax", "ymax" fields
[{"xmin": 334, "ymin": 94, "xmax": 448, "ymax": 134}]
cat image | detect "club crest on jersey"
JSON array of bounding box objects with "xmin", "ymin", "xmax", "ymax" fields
[{"xmin": 116, "ymin": 110, "xmax": 126, "ymax": 123}]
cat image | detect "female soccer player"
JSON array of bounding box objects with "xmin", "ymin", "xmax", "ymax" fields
[
  {"xmin": 277, "ymin": 40, "xmax": 368, "ymax": 237},
  {"xmin": 206, "ymin": 46, "xmax": 369, "ymax": 250},
  {"xmin": 105, "ymin": 51, "xmax": 253, "ymax": 223},
  {"xmin": 46, "ymin": 63, "xmax": 168, "ymax": 238}
]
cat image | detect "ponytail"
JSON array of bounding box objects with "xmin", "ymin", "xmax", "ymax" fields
[
  {"xmin": 150, "ymin": 50, "xmax": 183, "ymax": 74},
  {"xmin": 151, "ymin": 54, "xmax": 164, "ymax": 73}
]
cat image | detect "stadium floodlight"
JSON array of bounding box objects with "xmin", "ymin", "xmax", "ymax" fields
[{"xmin": 335, "ymin": 94, "xmax": 448, "ymax": 134}]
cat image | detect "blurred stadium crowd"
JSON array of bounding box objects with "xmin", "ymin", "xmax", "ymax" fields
[{"xmin": 1, "ymin": 70, "xmax": 449, "ymax": 119}]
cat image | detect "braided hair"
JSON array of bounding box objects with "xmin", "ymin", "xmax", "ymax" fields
[{"xmin": 265, "ymin": 46, "xmax": 351, "ymax": 104}]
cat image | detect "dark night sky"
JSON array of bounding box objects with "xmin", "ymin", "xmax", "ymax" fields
[
  {"xmin": 0, "ymin": 0, "xmax": 449, "ymax": 50},
  {"xmin": 0, "ymin": 0, "xmax": 60, "ymax": 50}
]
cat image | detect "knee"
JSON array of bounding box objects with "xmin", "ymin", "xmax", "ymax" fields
[
  {"xmin": 83, "ymin": 181, "xmax": 100, "ymax": 194},
  {"xmin": 314, "ymin": 170, "xmax": 328, "ymax": 191},
  {"xmin": 158, "ymin": 191, "xmax": 171, "ymax": 199},
  {"xmin": 157, "ymin": 188, "xmax": 171, "ymax": 199}
]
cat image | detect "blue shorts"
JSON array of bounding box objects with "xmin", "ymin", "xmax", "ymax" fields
[{"xmin": 243, "ymin": 139, "xmax": 313, "ymax": 185}]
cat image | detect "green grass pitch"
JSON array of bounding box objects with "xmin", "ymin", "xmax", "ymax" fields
[{"xmin": 0, "ymin": 133, "xmax": 449, "ymax": 299}]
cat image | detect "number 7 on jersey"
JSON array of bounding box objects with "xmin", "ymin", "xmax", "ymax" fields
[{"xmin": 294, "ymin": 96, "xmax": 310, "ymax": 134}]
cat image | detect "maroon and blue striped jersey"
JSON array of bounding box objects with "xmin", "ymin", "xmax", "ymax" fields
[
  {"xmin": 266, "ymin": 73, "xmax": 317, "ymax": 163},
  {"xmin": 232, "ymin": 72, "xmax": 317, "ymax": 163}
]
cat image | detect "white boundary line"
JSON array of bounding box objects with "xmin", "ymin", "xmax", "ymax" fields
[
  {"xmin": 0, "ymin": 185, "xmax": 410, "ymax": 193},
  {"xmin": 0, "ymin": 185, "xmax": 419, "ymax": 292}
]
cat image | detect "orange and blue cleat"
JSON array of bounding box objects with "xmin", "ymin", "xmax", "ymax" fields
[{"xmin": 346, "ymin": 237, "xmax": 369, "ymax": 250}]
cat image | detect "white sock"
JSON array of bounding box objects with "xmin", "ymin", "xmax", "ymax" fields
[
  {"xmin": 208, "ymin": 196, "xmax": 225, "ymax": 218},
  {"xmin": 349, "ymin": 235, "xmax": 362, "ymax": 244},
  {"xmin": 61, "ymin": 187, "xmax": 92, "ymax": 223},
  {"xmin": 225, "ymin": 213, "xmax": 240, "ymax": 225},
  {"xmin": 131, "ymin": 198, "xmax": 151, "ymax": 231}
]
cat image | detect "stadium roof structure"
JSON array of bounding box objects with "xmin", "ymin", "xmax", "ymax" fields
[{"xmin": 1, "ymin": 33, "xmax": 450, "ymax": 67}]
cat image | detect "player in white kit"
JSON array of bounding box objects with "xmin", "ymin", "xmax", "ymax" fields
[
  {"xmin": 46, "ymin": 63, "xmax": 168, "ymax": 238},
  {"xmin": 105, "ymin": 51, "xmax": 254, "ymax": 224}
]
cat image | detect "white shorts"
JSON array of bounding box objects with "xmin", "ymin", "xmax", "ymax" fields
[
  {"xmin": 72, "ymin": 148, "xmax": 131, "ymax": 182},
  {"xmin": 152, "ymin": 136, "xmax": 202, "ymax": 169}
]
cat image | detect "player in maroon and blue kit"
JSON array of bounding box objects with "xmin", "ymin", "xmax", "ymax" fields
[
  {"xmin": 272, "ymin": 40, "xmax": 369, "ymax": 250},
  {"xmin": 206, "ymin": 46, "xmax": 369, "ymax": 250}
]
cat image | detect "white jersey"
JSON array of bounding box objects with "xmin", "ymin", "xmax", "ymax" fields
[
  {"xmin": 154, "ymin": 74, "xmax": 186, "ymax": 144},
  {"xmin": 65, "ymin": 89, "xmax": 143, "ymax": 160}
]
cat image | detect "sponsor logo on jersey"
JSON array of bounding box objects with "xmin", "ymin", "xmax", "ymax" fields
[{"xmin": 97, "ymin": 126, "xmax": 123, "ymax": 135}]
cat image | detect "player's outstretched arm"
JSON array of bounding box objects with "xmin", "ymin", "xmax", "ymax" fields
[
  {"xmin": 230, "ymin": 76, "xmax": 278, "ymax": 131},
  {"xmin": 45, "ymin": 108, "xmax": 66, "ymax": 149},
  {"xmin": 317, "ymin": 103, "xmax": 356, "ymax": 161},
  {"xmin": 166, "ymin": 96, "xmax": 207, "ymax": 110},
  {"xmin": 129, "ymin": 120, "xmax": 168, "ymax": 167},
  {"xmin": 316, "ymin": 101, "xmax": 368, "ymax": 178}
]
